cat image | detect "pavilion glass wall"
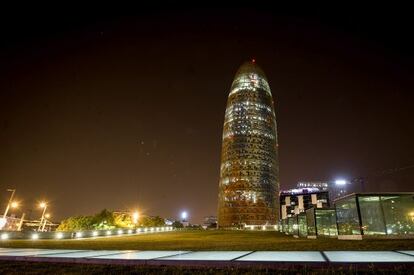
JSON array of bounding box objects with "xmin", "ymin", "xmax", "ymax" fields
[
  {"xmin": 298, "ymin": 213, "xmax": 307, "ymax": 237},
  {"xmin": 293, "ymin": 215, "xmax": 299, "ymax": 236},
  {"xmin": 315, "ymin": 209, "xmax": 338, "ymax": 237},
  {"xmin": 306, "ymin": 208, "xmax": 316, "ymax": 237},
  {"xmin": 335, "ymin": 194, "xmax": 414, "ymax": 237},
  {"xmin": 288, "ymin": 216, "xmax": 295, "ymax": 235},
  {"xmin": 335, "ymin": 196, "xmax": 361, "ymax": 235},
  {"xmin": 380, "ymin": 195, "xmax": 414, "ymax": 236},
  {"xmin": 358, "ymin": 196, "xmax": 386, "ymax": 235},
  {"xmin": 282, "ymin": 219, "xmax": 288, "ymax": 233}
]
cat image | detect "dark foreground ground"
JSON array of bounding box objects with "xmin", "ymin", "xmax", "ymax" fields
[
  {"xmin": 0, "ymin": 260, "xmax": 412, "ymax": 274},
  {"xmin": 1, "ymin": 230, "xmax": 414, "ymax": 251}
]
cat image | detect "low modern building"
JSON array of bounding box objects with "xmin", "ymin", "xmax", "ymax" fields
[
  {"xmin": 335, "ymin": 192, "xmax": 414, "ymax": 239},
  {"xmin": 164, "ymin": 219, "xmax": 173, "ymax": 226},
  {"xmin": 280, "ymin": 192, "xmax": 414, "ymax": 240},
  {"xmin": 280, "ymin": 188, "xmax": 330, "ymax": 219}
]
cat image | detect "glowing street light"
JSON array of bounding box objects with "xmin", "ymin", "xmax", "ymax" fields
[
  {"xmin": 409, "ymin": 212, "xmax": 414, "ymax": 222},
  {"xmin": 335, "ymin": 179, "xmax": 347, "ymax": 185},
  {"xmin": 181, "ymin": 211, "xmax": 188, "ymax": 221},
  {"xmin": 132, "ymin": 211, "xmax": 139, "ymax": 224},
  {"xmin": 331, "ymin": 179, "xmax": 350, "ymax": 200},
  {"xmin": 10, "ymin": 201, "xmax": 19, "ymax": 208}
]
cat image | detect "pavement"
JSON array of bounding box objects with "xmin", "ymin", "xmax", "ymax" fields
[{"xmin": 0, "ymin": 248, "xmax": 413, "ymax": 267}]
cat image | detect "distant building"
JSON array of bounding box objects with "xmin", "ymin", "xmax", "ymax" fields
[
  {"xmin": 0, "ymin": 215, "xmax": 22, "ymax": 231},
  {"xmin": 164, "ymin": 219, "xmax": 173, "ymax": 226},
  {"xmin": 280, "ymin": 188, "xmax": 330, "ymax": 219},
  {"xmin": 297, "ymin": 180, "xmax": 349, "ymax": 201},
  {"xmin": 350, "ymin": 177, "xmax": 365, "ymax": 193},
  {"xmin": 297, "ymin": 181, "xmax": 329, "ymax": 191},
  {"xmin": 202, "ymin": 216, "xmax": 217, "ymax": 229}
]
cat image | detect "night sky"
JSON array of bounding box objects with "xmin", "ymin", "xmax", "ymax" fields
[{"xmin": 1, "ymin": 7, "xmax": 413, "ymax": 223}]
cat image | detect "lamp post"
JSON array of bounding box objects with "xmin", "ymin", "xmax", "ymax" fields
[
  {"xmin": 17, "ymin": 213, "xmax": 25, "ymax": 231},
  {"xmin": 41, "ymin": 213, "xmax": 50, "ymax": 232},
  {"xmin": 2, "ymin": 189, "xmax": 16, "ymax": 218},
  {"xmin": 37, "ymin": 202, "xmax": 47, "ymax": 232}
]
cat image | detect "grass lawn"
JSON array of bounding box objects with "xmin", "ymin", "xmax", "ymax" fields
[{"xmin": 1, "ymin": 230, "xmax": 414, "ymax": 251}]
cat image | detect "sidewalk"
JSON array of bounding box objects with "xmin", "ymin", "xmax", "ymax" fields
[{"xmin": 0, "ymin": 248, "xmax": 413, "ymax": 267}]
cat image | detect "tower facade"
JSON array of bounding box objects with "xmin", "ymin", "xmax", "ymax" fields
[{"xmin": 218, "ymin": 61, "xmax": 279, "ymax": 227}]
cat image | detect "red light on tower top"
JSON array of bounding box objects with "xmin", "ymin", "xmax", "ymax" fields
[{"xmin": 252, "ymin": 58, "xmax": 256, "ymax": 63}]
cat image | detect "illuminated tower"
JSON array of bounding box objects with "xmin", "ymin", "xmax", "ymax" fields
[{"xmin": 218, "ymin": 60, "xmax": 279, "ymax": 227}]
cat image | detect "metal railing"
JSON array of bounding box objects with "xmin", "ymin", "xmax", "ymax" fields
[{"xmin": 0, "ymin": 226, "xmax": 174, "ymax": 240}]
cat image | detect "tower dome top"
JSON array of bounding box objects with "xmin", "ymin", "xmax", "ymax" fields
[
  {"xmin": 234, "ymin": 60, "xmax": 268, "ymax": 81},
  {"xmin": 231, "ymin": 60, "xmax": 271, "ymax": 95}
]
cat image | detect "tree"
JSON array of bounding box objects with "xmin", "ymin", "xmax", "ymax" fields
[
  {"xmin": 57, "ymin": 209, "xmax": 168, "ymax": 231},
  {"xmin": 140, "ymin": 216, "xmax": 165, "ymax": 227},
  {"xmin": 187, "ymin": 224, "xmax": 202, "ymax": 230},
  {"xmin": 57, "ymin": 215, "xmax": 94, "ymax": 231},
  {"xmin": 172, "ymin": 220, "xmax": 183, "ymax": 228},
  {"xmin": 57, "ymin": 209, "xmax": 115, "ymax": 231},
  {"xmin": 92, "ymin": 209, "xmax": 115, "ymax": 229},
  {"xmin": 114, "ymin": 212, "xmax": 133, "ymax": 228}
]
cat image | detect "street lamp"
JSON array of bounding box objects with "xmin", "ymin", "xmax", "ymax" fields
[
  {"xmin": 10, "ymin": 201, "xmax": 19, "ymax": 209},
  {"xmin": 37, "ymin": 202, "xmax": 48, "ymax": 232},
  {"xmin": 17, "ymin": 213, "xmax": 26, "ymax": 231},
  {"xmin": 2, "ymin": 189, "xmax": 16, "ymax": 219}
]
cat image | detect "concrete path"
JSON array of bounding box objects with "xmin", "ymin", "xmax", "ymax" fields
[{"xmin": 0, "ymin": 248, "xmax": 413, "ymax": 267}]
